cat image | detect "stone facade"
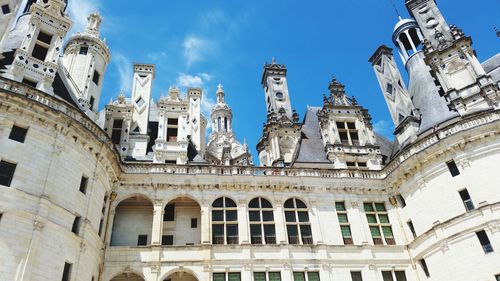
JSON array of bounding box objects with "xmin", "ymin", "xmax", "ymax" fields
[{"xmin": 1, "ymin": 1, "xmax": 500, "ymax": 281}]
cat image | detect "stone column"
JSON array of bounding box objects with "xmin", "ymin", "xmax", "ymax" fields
[
  {"xmin": 151, "ymin": 200, "xmax": 164, "ymax": 245},
  {"xmin": 274, "ymin": 202, "xmax": 287, "ymax": 244},
  {"xmin": 201, "ymin": 201, "xmax": 211, "ymax": 244},
  {"xmin": 238, "ymin": 199, "xmax": 249, "ymax": 244},
  {"xmin": 309, "ymin": 201, "xmax": 324, "ymax": 244}
]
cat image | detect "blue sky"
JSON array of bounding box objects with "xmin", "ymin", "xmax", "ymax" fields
[{"xmin": 67, "ymin": 0, "xmax": 500, "ymax": 163}]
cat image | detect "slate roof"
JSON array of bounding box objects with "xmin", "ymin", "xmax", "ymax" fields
[{"xmin": 293, "ymin": 106, "xmax": 330, "ymax": 165}]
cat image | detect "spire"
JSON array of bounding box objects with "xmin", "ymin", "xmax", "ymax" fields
[
  {"xmin": 327, "ymin": 76, "xmax": 352, "ymax": 106},
  {"xmin": 85, "ymin": 13, "xmax": 102, "ymax": 36},
  {"xmin": 496, "ymin": 27, "xmax": 500, "ymax": 38},
  {"xmin": 216, "ymin": 83, "xmax": 225, "ymax": 103}
]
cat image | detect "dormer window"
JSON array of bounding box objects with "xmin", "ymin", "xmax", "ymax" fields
[
  {"xmin": 336, "ymin": 121, "xmax": 359, "ymax": 145},
  {"xmin": 32, "ymin": 31, "xmax": 52, "ymax": 61}
]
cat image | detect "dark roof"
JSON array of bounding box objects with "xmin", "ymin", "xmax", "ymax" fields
[
  {"xmin": 293, "ymin": 106, "xmax": 330, "ymax": 164},
  {"xmin": 53, "ymin": 71, "xmax": 80, "ymax": 109}
]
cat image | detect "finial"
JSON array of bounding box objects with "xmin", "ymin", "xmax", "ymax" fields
[
  {"xmin": 216, "ymin": 83, "xmax": 225, "ymax": 103},
  {"xmin": 272, "ymin": 57, "xmax": 276, "ymax": 64},
  {"xmin": 85, "ymin": 12, "xmax": 102, "ymax": 36},
  {"xmin": 217, "ymin": 83, "xmax": 224, "ymax": 93},
  {"xmin": 388, "ymin": 0, "xmax": 402, "ymax": 19}
]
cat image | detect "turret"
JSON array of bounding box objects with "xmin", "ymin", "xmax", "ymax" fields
[
  {"xmin": 0, "ymin": 0, "xmax": 72, "ymax": 94},
  {"xmin": 62, "ymin": 13, "xmax": 111, "ymax": 120},
  {"xmin": 261, "ymin": 58, "xmax": 293, "ymax": 119}
]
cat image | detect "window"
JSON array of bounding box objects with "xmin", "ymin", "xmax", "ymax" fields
[
  {"xmin": 364, "ymin": 202, "xmax": 395, "ymax": 245},
  {"xmin": 61, "ymin": 262, "xmax": 72, "ymax": 281},
  {"xmin": 284, "ymin": 198, "xmax": 312, "ymax": 245},
  {"xmin": 346, "ymin": 161, "xmax": 367, "ymax": 169},
  {"xmin": 292, "ymin": 272, "xmax": 319, "ymax": 281},
  {"xmin": 1, "ymin": 4, "xmax": 10, "ymax": 14},
  {"xmin": 0, "ymin": 160, "xmax": 17, "ymax": 187},
  {"xmin": 249, "ymin": 197, "xmax": 276, "ymax": 244},
  {"xmin": 191, "ymin": 218, "xmax": 198, "ymax": 228},
  {"xmin": 162, "ymin": 235, "xmax": 173, "ymax": 245},
  {"xmin": 254, "ymin": 272, "xmax": 281, "ymax": 281},
  {"xmin": 446, "ymin": 160, "xmax": 460, "ymax": 177},
  {"xmin": 22, "ymin": 78, "xmax": 37, "ymax": 87},
  {"xmin": 337, "ymin": 121, "xmax": 360, "ymax": 145},
  {"xmin": 213, "ymin": 272, "xmax": 241, "ymax": 281},
  {"xmin": 459, "ymin": 189, "xmax": 474, "ymax": 211},
  {"xmin": 111, "ymin": 119, "xmax": 123, "ymax": 145},
  {"xmin": 32, "ymin": 31, "xmax": 52, "ymax": 61},
  {"xmin": 98, "ymin": 219, "xmax": 104, "ymax": 236},
  {"xmin": 137, "ymin": 234, "xmax": 148, "ymax": 246},
  {"xmin": 476, "ymin": 230, "xmax": 494, "ymax": 253},
  {"xmin": 163, "ymin": 204, "xmax": 175, "ymax": 221},
  {"xmin": 166, "ymin": 118, "xmax": 178, "ymax": 142},
  {"xmin": 396, "ymin": 194, "xmax": 406, "ymax": 207},
  {"xmin": 79, "ymin": 46, "xmax": 88, "ymax": 55},
  {"xmin": 407, "ymin": 220, "xmax": 417, "ymax": 239},
  {"xmin": 351, "ymin": 271, "xmax": 363, "ymax": 281},
  {"xmin": 72, "ymin": 216, "xmax": 81, "ymax": 235},
  {"xmin": 9, "ymin": 125, "xmax": 28, "ymax": 143},
  {"xmin": 382, "ymin": 271, "xmax": 407, "ymax": 281},
  {"xmin": 335, "ymin": 202, "xmax": 353, "ymax": 245},
  {"xmin": 495, "ymin": 274, "xmax": 500, "ymax": 281},
  {"xmin": 92, "ymin": 70, "xmax": 100, "ymax": 85},
  {"xmin": 419, "ymin": 259, "xmax": 430, "ymax": 278},
  {"xmin": 89, "ymin": 96, "xmax": 95, "ymax": 110},
  {"xmin": 79, "ymin": 176, "xmax": 88, "ymax": 194},
  {"xmin": 212, "ymin": 197, "xmax": 238, "ymax": 244}
]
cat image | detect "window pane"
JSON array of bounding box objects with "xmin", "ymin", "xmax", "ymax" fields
[
  {"xmin": 228, "ymin": 273, "xmax": 240, "ymax": 281},
  {"xmin": 249, "ymin": 198, "xmax": 260, "ymax": 208},
  {"xmin": 261, "ymin": 199, "xmax": 272, "ymax": 208},
  {"xmin": 0, "ymin": 161, "xmax": 16, "ymax": 187},
  {"xmin": 341, "ymin": 226, "xmax": 352, "ymax": 237},
  {"xmin": 336, "ymin": 122, "xmax": 346, "ymax": 129},
  {"xmin": 262, "ymin": 211, "xmax": 274, "ymax": 221},
  {"xmin": 308, "ymin": 272, "xmax": 320, "ymax": 281},
  {"xmin": 269, "ymin": 272, "xmax": 281, "ymax": 281},
  {"xmin": 225, "ymin": 198, "xmax": 237, "ymax": 207},
  {"xmin": 395, "ymin": 271, "xmax": 407, "ymax": 281},
  {"xmin": 250, "ymin": 224, "xmax": 262, "ymax": 236},
  {"xmin": 382, "ymin": 226, "xmax": 394, "ymax": 238},
  {"xmin": 226, "ymin": 210, "xmax": 238, "ymax": 221},
  {"xmin": 338, "ymin": 213, "xmax": 349, "ymax": 223},
  {"xmin": 335, "ymin": 202, "xmax": 346, "ymax": 211},
  {"xmin": 213, "ymin": 274, "xmax": 225, "ymax": 281},
  {"xmin": 249, "ymin": 211, "xmax": 260, "ymax": 221},
  {"xmin": 364, "ymin": 203, "xmax": 374, "ymax": 212},
  {"xmin": 227, "ymin": 224, "xmax": 238, "ymax": 236},
  {"xmin": 300, "ymin": 225, "xmax": 312, "ymax": 237},
  {"xmin": 382, "ymin": 271, "xmax": 394, "ymax": 281},
  {"xmin": 293, "ymin": 272, "xmax": 305, "ymax": 281},
  {"xmin": 254, "ymin": 273, "xmax": 266, "ymax": 281},
  {"xmin": 379, "ymin": 214, "xmax": 390, "ymax": 223},
  {"xmin": 213, "ymin": 198, "xmax": 224, "ymax": 207},
  {"xmin": 212, "ymin": 210, "xmax": 224, "ymax": 221},
  {"xmin": 366, "ymin": 214, "xmax": 377, "ymax": 223},
  {"xmin": 347, "ymin": 122, "xmax": 356, "ymax": 129},
  {"xmin": 284, "ymin": 199, "xmax": 294, "ymax": 208},
  {"xmin": 370, "ymin": 226, "xmax": 381, "ymax": 237},
  {"xmin": 9, "ymin": 126, "xmax": 28, "ymax": 143},
  {"xmin": 351, "ymin": 271, "xmax": 363, "ymax": 281},
  {"xmin": 298, "ymin": 211, "xmax": 309, "ymax": 222},
  {"xmin": 375, "ymin": 203, "xmax": 386, "ymax": 212},
  {"xmin": 212, "ymin": 224, "xmax": 224, "ymax": 236},
  {"xmin": 295, "ymin": 200, "xmax": 307, "ymax": 209},
  {"xmin": 285, "ymin": 211, "xmax": 296, "ymax": 222}
]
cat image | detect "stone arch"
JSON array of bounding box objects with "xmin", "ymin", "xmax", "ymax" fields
[
  {"xmin": 161, "ymin": 267, "xmax": 200, "ymax": 281},
  {"xmin": 162, "ymin": 196, "xmax": 202, "ymax": 245},
  {"xmin": 110, "ymin": 194, "xmax": 154, "ymax": 246},
  {"xmin": 163, "ymin": 193, "xmax": 202, "ymax": 209},
  {"xmin": 109, "ymin": 270, "xmax": 145, "ymax": 281}
]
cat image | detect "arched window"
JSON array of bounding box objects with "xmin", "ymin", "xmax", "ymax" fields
[
  {"xmin": 284, "ymin": 198, "xmax": 312, "ymax": 245},
  {"xmin": 212, "ymin": 197, "xmax": 238, "ymax": 244},
  {"xmin": 249, "ymin": 197, "xmax": 276, "ymax": 244}
]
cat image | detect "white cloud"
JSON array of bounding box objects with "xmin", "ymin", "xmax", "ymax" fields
[
  {"xmin": 176, "ymin": 73, "xmax": 204, "ymax": 88},
  {"xmin": 183, "ymin": 36, "xmax": 213, "ymax": 66},
  {"xmin": 67, "ymin": 0, "xmax": 101, "ymax": 33},
  {"xmin": 147, "ymin": 51, "xmax": 167, "ymax": 62},
  {"xmin": 113, "ymin": 53, "xmax": 132, "ymax": 93},
  {"xmin": 372, "ymin": 120, "xmax": 394, "ymax": 139}
]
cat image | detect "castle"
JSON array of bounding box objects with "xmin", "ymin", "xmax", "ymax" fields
[{"xmin": 0, "ymin": 0, "xmax": 500, "ymax": 281}]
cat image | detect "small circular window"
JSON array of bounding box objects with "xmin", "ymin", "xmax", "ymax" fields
[{"xmin": 276, "ymin": 92, "xmax": 284, "ymax": 100}]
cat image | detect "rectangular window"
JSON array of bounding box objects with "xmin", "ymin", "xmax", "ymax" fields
[
  {"xmin": 382, "ymin": 271, "xmax": 407, "ymax": 281},
  {"xmin": 98, "ymin": 218, "xmax": 104, "ymax": 236},
  {"xmin": 446, "ymin": 160, "xmax": 460, "ymax": 177},
  {"xmin": 476, "ymin": 230, "xmax": 494, "ymax": 253},
  {"xmin": 22, "ymin": 78, "xmax": 37, "ymax": 87},
  {"xmin": 61, "ymin": 262, "xmax": 72, "ymax": 281},
  {"xmin": 293, "ymin": 272, "xmax": 305, "ymax": 281},
  {"xmin": 32, "ymin": 31, "xmax": 52, "ymax": 61},
  {"xmin": 9, "ymin": 125, "xmax": 28, "ymax": 143},
  {"xmin": 0, "ymin": 160, "xmax": 17, "ymax": 187},
  {"xmin": 163, "ymin": 204, "xmax": 175, "ymax": 221},
  {"xmin": 79, "ymin": 176, "xmax": 88, "ymax": 194},
  {"xmin": 336, "ymin": 202, "xmax": 353, "ymax": 245},
  {"xmin": 396, "ymin": 194, "xmax": 406, "ymax": 207},
  {"xmin": 351, "ymin": 271, "xmax": 363, "ymax": 281},
  {"xmin": 1, "ymin": 4, "xmax": 10, "ymax": 14},
  {"xmin": 72, "ymin": 216, "xmax": 81, "ymax": 235},
  {"xmin": 407, "ymin": 220, "xmax": 417, "ymax": 239},
  {"xmin": 459, "ymin": 189, "xmax": 474, "ymax": 211},
  {"xmin": 337, "ymin": 121, "xmax": 359, "ymax": 146},
  {"xmin": 137, "ymin": 234, "xmax": 148, "ymax": 246},
  {"xmin": 420, "ymin": 259, "xmax": 430, "ymax": 278},
  {"xmin": 166, "ymin": 118, "xmax": 179, "ymax": 142},
  {"xmin": 111, "ymin": 119, "xmax": 123, "ymax": 145},
  {"xmin": 254, "ymin": 272, "xmax": 281, "ymax": 281},
  {"xmin": 191, "ymin": 218, "xmax": 198, "ymax": 228},
  {"xmin": 213, "ymin": 273, "xmax": 240, "ymax": 281},
  {"xmin": 161, "ymin": 235, "xmax": 173, "ymax": 245},
  {"xmin": 79, "ymin": 46, "xmax": 88, "ymax": 55},
  {"xmin": 364, "ymin": 202, "xmax": 395, "ymax": 245},
  {"xmin": 92, "ymin": 70, "xmax": 100, "ymax": 85},
  {"xmin": 89, "ymin": 96, "xmax": 95, "ymax": 110}
]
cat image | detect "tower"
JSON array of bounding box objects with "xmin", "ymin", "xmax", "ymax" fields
[
  {"xmin": 369, "ymin": 45, "xmax": 419, "ymax": 146},
  {"xmin": 62, "ymin": 13, "xmax": 110, "ymax": 121},
  {"xmin": 257, "ymin": 59, "xmax": 300, "ymax": 167},
  {"xmin": 0, "ymin": 0, "xmax": 72, "ymax": 94},
  {"xmin": 187, "ymin": 87, "xmax": 207, "ymax": 157},
  {"xmin": 131, "ymin": 63, "xmax": 155, "ymax": 135},
  {"xmin": 391, "ymin": 17, "xmax": 457, "ymax": 133},
  {"xmin": 206, "ymin": 84, "xmax": 252, "ymax": 165},
  {"xmin": 0, "ymin": 0, "xmax": 23, "ymax": 46},
  {"xmin": 406, "ymin": 0, "xmax": 499, "ymax": 114}
]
